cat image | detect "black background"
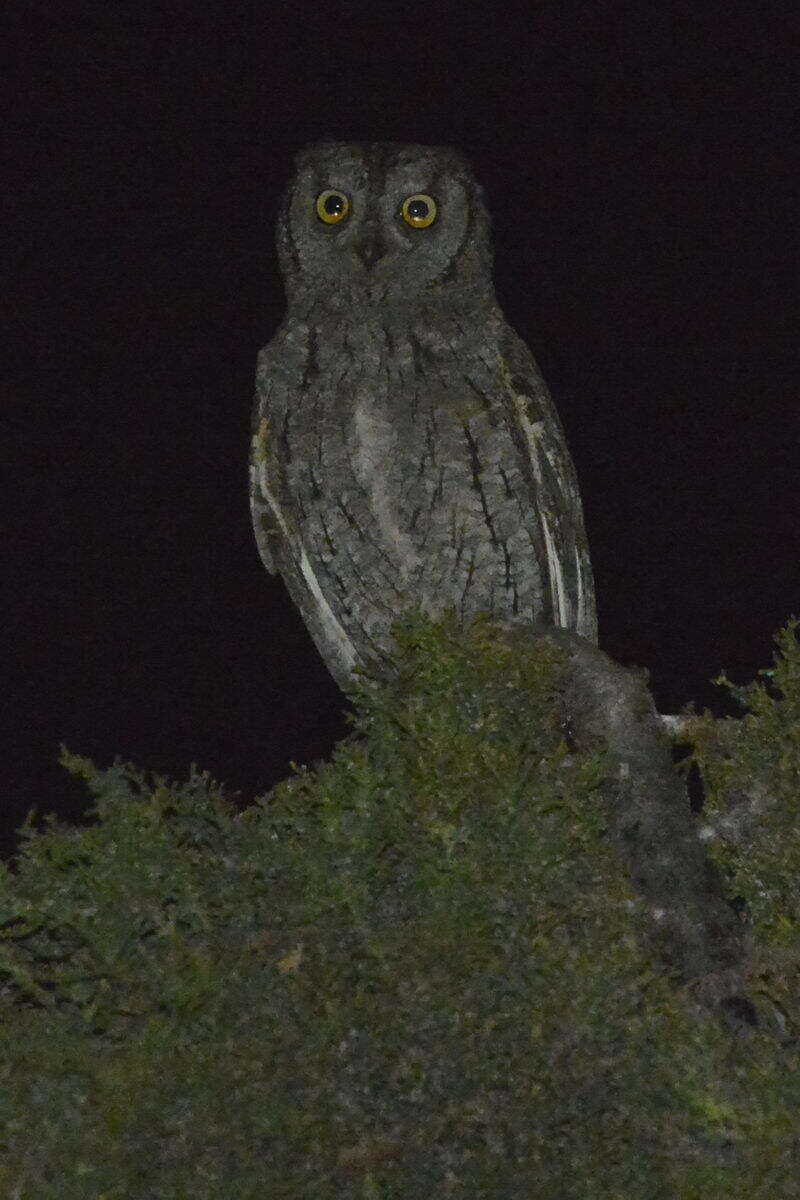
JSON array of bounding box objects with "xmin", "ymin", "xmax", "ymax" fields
[{"xmin": 6, "ymin": 1, "xmax": 797, "ymax": 859}]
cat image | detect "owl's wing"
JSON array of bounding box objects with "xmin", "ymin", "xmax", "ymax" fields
[
  {"xmin": 249, "ymin": 339, "xmax": 298, "ymax": 577},
  {"xmin": 485, "ymin": 325, "xmax": 597, "ymax": 640},
  {"xmin": 249, "ymin": 331, "xmax": 362, "ymax": 688}
]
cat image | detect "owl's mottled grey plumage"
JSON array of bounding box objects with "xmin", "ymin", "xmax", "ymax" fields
[{"xmin": 250, "ymin": 142, "xmax": 597, "ymax": 690}]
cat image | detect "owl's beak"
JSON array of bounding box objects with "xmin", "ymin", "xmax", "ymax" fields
[{"xmin": 355, "ymin": 236, "xmax": 385, "ymax": 270}]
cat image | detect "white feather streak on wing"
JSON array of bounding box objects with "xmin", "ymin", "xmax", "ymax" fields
[
  {"xmin": 255, "ymin": 459, "xmax": 357, "ymax": 673},
  {"xmin": 575, "ymin": 544, "xmax": 586, "ymax": 633},
  {"xmin": 513, "ymin": 407, "xmax": 569, "ymax": 628},
  {"xmin": 248, "ymin": 460, "xmax": 275, "ymax": 573},
  {"xmin": 538, "ymin": 426, "xmax": 580, "ymax": 509}
]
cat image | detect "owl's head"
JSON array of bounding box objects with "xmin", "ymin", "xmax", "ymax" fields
[{"xmin": 277, "ymin": 142, "xmax": 493, "ymax": 312}]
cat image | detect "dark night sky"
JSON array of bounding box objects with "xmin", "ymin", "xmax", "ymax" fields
[{"xmin": 5, "ymin": 2, "xmax": 797, "ymax": 859}]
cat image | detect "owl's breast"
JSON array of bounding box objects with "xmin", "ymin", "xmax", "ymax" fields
[{"xmin": 280, "ymin": 346, "xmax": 546, "ymax": 666}]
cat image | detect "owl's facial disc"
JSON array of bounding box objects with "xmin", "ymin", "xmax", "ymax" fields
[{"xmin": 283, "ymin": 144, "xmax": 486, "ymax": 305}]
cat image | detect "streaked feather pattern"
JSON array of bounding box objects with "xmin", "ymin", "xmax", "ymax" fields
[{"xmin": 251, "ymin": 142, "xmax": 596, "ymax": 689}]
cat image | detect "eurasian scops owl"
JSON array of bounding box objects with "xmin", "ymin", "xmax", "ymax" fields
[{"xmin": 250, "ymin": 142, "xmax": 596, "ymax": 690}]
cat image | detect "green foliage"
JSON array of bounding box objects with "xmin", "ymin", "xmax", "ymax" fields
[
  {"xmin": 2, "ymin": 614, "xmax": 800, "ymax": 1197},
  {"xmin": 688, "ymin": 618, "xmax": 800, "ymax": 1044}
]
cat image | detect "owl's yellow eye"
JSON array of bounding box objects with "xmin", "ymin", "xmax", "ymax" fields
[
  {"xmin": 315, "ymin": 189, "xmax": 350, "ymax": 224},
  {"xmin": 401, "ymin": 193, "xmax": 437, "ymax": 228}
]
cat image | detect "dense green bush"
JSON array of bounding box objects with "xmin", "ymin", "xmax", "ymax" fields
[{"xmin": 2, "ymin": 615, "xmax": 799, "ymax": 1197}]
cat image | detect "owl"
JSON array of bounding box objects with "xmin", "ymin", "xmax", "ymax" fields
[{"xmin": 250, "ymin": 142, "xmax": 597, "ymax": 692}]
